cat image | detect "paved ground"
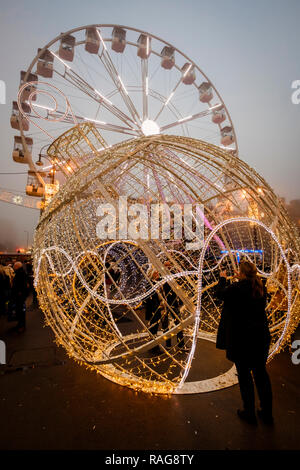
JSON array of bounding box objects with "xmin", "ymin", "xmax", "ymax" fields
[{"xmin": 0, "ymin": 298, "xmax": 299, "ymax": 451}]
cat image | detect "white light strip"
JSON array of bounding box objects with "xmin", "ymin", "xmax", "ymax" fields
[
  {"xmin": 209, "ymin": 103, "xmax": 223, "ymax": 112},
  {"xmin": 34, "ymin": 245, "xmax": 196, "ymax": 305},
  {"xmin": 161, "ymin": 103, "xmax": 224, "ymax": 131},
  {"xmin": 183, "ymin": 64, "xmax": 193, "ymax": 78},
  {"xmin": 96, "ymin": 29, "xmax": 107, "ymax": 50},
  {"xmin": 94, "ymin": 89, "xmax": 112, "ymax": 106},
  {"xmin": 35, "ymin": 236, "xmax": 295, "ymax": 308},
  {"xmin": 34, "ymin": 218, "xmax": 298, "ymax": 389},
  {"xmin": 118, "ymin": 75, "xmax": 128, "ymax": 95},
  {"xmin": 97, "ymin": 145, "xmax": 111, "ymax": 151},
  {"xmin": 145, "ymin": 77, "xmax": 149, "ymax": 96},
  {"xmin": 176, "ymin": 216, "xmax": 293, "ymax": 390},
  {"xmin": 165, "ymin": 91, "xmax": 174, "ymax": 106},
  {"xmin": 178, "ymin": 115, "xmax": 192, "ymax": 123},
  {"xmin": 291, "ymin": 264, "xmax": 300, "ymax": 272},
  {"xmin": 32, "ymin": 103, "xmax": 55, "ymax": 112},
  {"xmin": 83, "ymin": 117, "xmax": 106, "ymax": 125},
  {"xmin": 50, "ymin": 51, "xmax": 71, "ymax": 70}
]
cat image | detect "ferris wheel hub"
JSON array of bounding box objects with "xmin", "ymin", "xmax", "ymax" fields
[{"xmin": 141, "ymin": 119, "xmax": 160, "ymax": 136}]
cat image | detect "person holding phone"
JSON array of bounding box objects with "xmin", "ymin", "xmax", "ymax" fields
[{"xmin": 216, "ymin": 260, "xmax": 273, "ymax": 425}]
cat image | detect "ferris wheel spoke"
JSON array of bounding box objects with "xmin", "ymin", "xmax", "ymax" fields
[
  {"xmin": 154, "ymin": 75, "xmax": 185, "ymax": 122},
  {"xmin": 52, "ymin": 62, "xmax": 139, "ymax": 132},
  {"xmin": 60, "ymin": 111, "xmax": 138, "ymax": 136},
  {"xmin": 29, "ymin": 105, "xmax": 139, "ymax": 138},
  {"xmin": 98, "ymin": 54, "xmax": 143, "ymax": 129},
  {"xmin": 96, "ymin": 29, "xmax": 143, "ymax": 128},
  {"xmin": 160, "ymin": 104, "xmax": 223, "ymax": 132},
  {"xmin": 141, "ymin": 58, "xmax": 149, "ymax": 121},
  {"xmin": 82, "ymin": 118, "xmax": 139, "ymax": 136},
  {"xmin": 60, "ymin": 68, "xmax": 138, "ymax": 129}
]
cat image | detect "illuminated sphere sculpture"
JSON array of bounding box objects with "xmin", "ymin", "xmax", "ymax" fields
[{"xmin": 34, "ymin": 127, "xmax": 300, "ymax": 394}]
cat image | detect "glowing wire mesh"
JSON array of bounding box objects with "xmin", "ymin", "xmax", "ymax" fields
[{"xmin": 34, "ymin": 131, "xmax": 300, "ymax": 394}]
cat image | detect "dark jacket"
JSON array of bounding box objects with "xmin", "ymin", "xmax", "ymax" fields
[
  {"xmin": 144, "ymin": 290, "xmax": 161, "ymax": 321},
  {"xmin": 0, "ymin": 269, "xmax": 10, "ymax": 298},
  {"xmin": 162, "ymin": 282, "xmax": 183, "ymax": 311},
  {"xmin": 11, "ymin": 267, "xmax": 28, "ymax": 302},
  {"xmin": 216, "ymin": 277, "xmax": 271, "ymax": 364}
]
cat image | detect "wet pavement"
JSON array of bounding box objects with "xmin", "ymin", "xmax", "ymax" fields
[{"xmin": 0, "ymin": 297, "xmax": 299, "ymax": 451}]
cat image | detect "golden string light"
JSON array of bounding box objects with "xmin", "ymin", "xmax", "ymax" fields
[{"xmin": 33, "ymin": 128, "xmax": 300, "ymax": 394}]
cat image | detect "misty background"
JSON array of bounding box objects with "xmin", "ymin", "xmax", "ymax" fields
[{"xmin": 0, "ymin": 0, "xmax": 299, "ymax": 251}]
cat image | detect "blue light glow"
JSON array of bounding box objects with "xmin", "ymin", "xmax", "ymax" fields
[{"xmin": 220, "ymin": 249, "xmax": 263, "ymax": 263}]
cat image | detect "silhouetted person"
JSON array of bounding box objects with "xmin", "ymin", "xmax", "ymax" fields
[
  {"xmin": 160, "ymin": 261, "xmax": 186, "ymax": 350},
  {"xmin": 25, "ymin": 262, "xmax": 35, "ymax": 301},
  {"xmin": 4, "ymin": 263, "xmax": 14, "ymax": 286},
  {"xmin": 11, "ymin": 262, "xmax": 28, "ymax": 333},
  {"xmin": 216, "ymin": 260, "xmax": 273, "ymax": 425},
  {"xmin": 0, "ymin": 265, "xmax": 10, "ymax": 316},
  {"xmin": 144, "ymin": 269, "xmax": 163, "ymax": 354},
  {"xmin": 161, "ymin": 281, "xmax": 186, "ymax": 349}
]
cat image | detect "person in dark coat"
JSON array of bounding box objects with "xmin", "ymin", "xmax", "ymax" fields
[
  {"xmin": 0, "ymin": 265, "xmax": 10, "ymax": 316},
  {"xmin": 216, "ymin": 260, "xmax": 273, "ymax": 425},
  {"xmin": 161, "ymin": 281, "xmax": 186, "ymax": 349},
  {"xmin": 144, "ymin": 269, "xmax": 163, "ymax": 354},
  {"xmin": 160, "ymin": 261, "xmax": 186, "ymax": 350},
  {"xmin": 11, "ymin": 262, "xmax": 28, "ymax": 332}
]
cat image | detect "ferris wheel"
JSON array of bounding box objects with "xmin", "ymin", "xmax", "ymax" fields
[{"xmin": 10, "ymin": 24, "xmax": 238, "ymax": 197}]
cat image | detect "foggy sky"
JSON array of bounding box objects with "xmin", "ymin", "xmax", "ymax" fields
[{"xmin": 0, "ymin": 0, "xmax": 299, "ymax": 251}]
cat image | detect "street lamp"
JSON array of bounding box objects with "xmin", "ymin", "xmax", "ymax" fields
[
  {"xmin": 36, "ymin": 144, "xmax": 75, "ymax": 179},
  {"xmin": 35, "ymin": 147, "xmax": 57, "ymax": 184}
]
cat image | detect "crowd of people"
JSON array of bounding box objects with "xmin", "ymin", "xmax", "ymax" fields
[
  {"xmin": 0, "ymin": 254, "xmax": 273, "ymax": 425},
  {"xmin": 0, "ymin": 260, "xmax": 33, "ymax": 333},
  {"xmin": 104, "ymin": 256, "xmax": 188, "ymax": 352}
]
